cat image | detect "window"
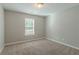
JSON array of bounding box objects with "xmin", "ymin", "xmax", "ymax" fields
[{"xmin": 25, "ymin": 18, "xmax": 34, "ymax": 35}]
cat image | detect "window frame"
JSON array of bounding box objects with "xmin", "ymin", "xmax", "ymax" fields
[{"xmin": 25, "ymin": 18, "xmax": 35, "ymax": 36}]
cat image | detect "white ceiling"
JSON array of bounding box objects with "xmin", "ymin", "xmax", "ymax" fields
[{"xmin": 2, "ymin": 3, "xmax": 79, "ymax": 16}]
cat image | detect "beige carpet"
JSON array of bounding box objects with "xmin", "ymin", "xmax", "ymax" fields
[{"xmin": 1, "ymin": 39, "xmax": 79, "ymax": 55}]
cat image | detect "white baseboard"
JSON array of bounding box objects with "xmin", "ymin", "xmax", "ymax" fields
[
  {"xmin": 5, "ymin": 37, "xmax": 45, "ymax": 46},
  {"xmin": 46, "ymin": 38, "xmax": 79, "ymax": 50},
  {"xmin": 0, "ymin": 47, "xmax": 4, "ymax": 54}
]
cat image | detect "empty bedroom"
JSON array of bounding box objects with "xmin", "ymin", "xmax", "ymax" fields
[{"xmin": 0, "ymin": 3, "xmax": 79, "ymax": 55}]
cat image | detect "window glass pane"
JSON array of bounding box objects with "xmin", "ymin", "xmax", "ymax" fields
[
  {"xmin": 25, "ymin": 27, "xmax": 33, "ymax": 30},
  {"xmin": 25, "ymin": 19, "xmax": 33, "ymax": 27}
]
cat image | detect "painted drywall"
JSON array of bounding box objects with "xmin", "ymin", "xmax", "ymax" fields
[
  {"xmin": 46, "ymin": 5, "xmax": 79, "ymax": 48},
  {"xmin": 5, "ymin": 10, "xmax": 46, "ymax": 44},
  {"xmin": 0, "ymin": 5, "xmax": 4, "ymax": 50}
]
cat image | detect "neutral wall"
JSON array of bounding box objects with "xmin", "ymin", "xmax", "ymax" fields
[
  {"xmin": 46, "ymin": 6, "xmax": 79, "ymax": 48},
  {"xmin": 5, "ymin": 10, "xmax": 46, "ymax": 44},
  {"xmin": 0, "ymin": 5, "xmax": 4, "ymax": 50}
]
